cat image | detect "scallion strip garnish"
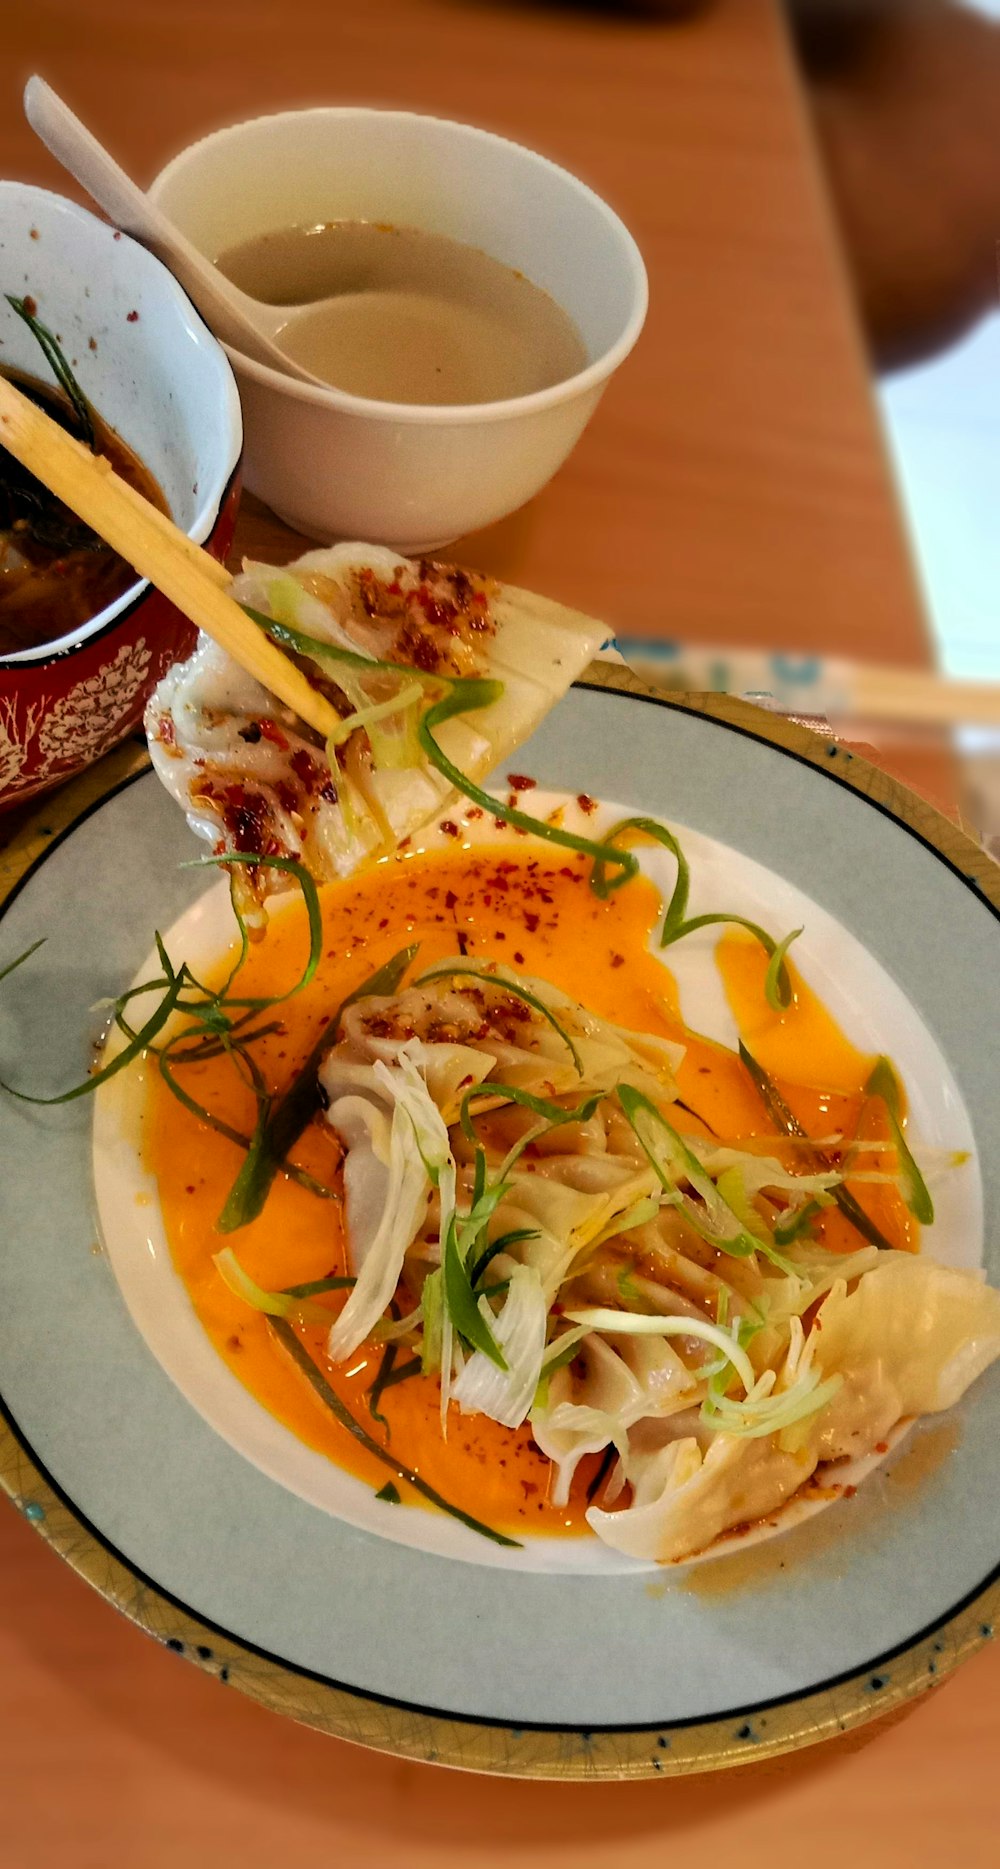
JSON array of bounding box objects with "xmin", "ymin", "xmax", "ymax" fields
[
  {"xmin": 368, "ymin": 1339, "xmax": 398, "ymax": 1433},
  {"xmin": 213, "ymin": 1247, "xmax": 339, "ymax": 1325},
  {"xmin": 183, "ymin": 853, "xmax": 322, "ymax": 1008},
  {"xmin": 586, "ymin": 1443, "xmax": 617, "ymax": 1503},
  {"xmin": 283, "ymin": 1276, "xmax": 356, "ymax": 1297},
  {"xmin": 864, "ymin": 1057, "xmax": 934, "ymax": 1224},
  {"xmin": 459, "ymin": 1081, "xmax": 601, "ymax": 1143},
  {"xmin": 773, "ymin": 1197, "xmax": 824, "ymax": 1246},
  {"xmin": 376, "ymin": 1355, "xmax": 422, "ymax": 1392},
  {"xmin": 592, "ymin": 816, "xmax": 796, "ymax": 1011},
  {"xmin": 443, "ymin": 1190, "xmax": 510, "ymax": 1370},
  {"xmin": 739, "ymin": 1042, "xmax": 895, "ymax": 1251},
  {"xmin": 216, "ymin": 943, "xmax": 419, "ymax": 1232},
  {"xmin": 268, "ymin": 1317, "xmax": 519, "ymax": 1546},
  {"xmin": 617, "ymin": 1085, "xmax": 759, "ymax": 1260},
  {"xmin": 0, "ymin": 938, "xmax": 45, "ymax": 987},
  {"xmin": 156, "ymin": 1043, "xmax": 337, "ymax": 1200},
  {"xmin": 0, "ymin": 962, "xmax": 184, "ymax": 1104},
  {"xmin": 469, "ymin": 1228, "xmax": 541, "ymax": 1289},
  {"xmin": 415, "ymin": 681, "xmax": 638, "ymax": 883},
  {"xmin": 7, "ymin": 294, "xmax": 96, "ymax": 447}
]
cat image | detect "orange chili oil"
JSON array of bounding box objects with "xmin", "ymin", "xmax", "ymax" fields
[{"xmin": 144, "ymin": 841, "xmax": 915, "ymax": 1538}]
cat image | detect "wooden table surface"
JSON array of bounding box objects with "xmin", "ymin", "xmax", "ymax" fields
[{"xmin": 2, "ymin": 0, "xmax": 997, "ymax": 1860}]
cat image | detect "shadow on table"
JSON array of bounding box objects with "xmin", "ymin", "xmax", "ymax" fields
[{"xmin": 3, "ymin": 1508, "xmax": 932, "ymax": 1847}]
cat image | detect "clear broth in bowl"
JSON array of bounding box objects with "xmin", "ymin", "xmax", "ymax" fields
[
  {"xmin": 216, "ymin": 220, "xmax": 588, "ymax": 405},
  {"xmin": 0, "ymin": 369, "xmax": 170, "ymax": 658}
]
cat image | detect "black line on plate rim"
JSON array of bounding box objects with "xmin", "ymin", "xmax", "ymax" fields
[{"xmin": 0, "ymin": 713, "xmax": 998, "ymax": 1740}]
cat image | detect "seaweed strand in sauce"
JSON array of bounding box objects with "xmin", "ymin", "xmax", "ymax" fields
[{"xmin": 0, "ymin": 368, "xmax": 169, "ymax": 657}]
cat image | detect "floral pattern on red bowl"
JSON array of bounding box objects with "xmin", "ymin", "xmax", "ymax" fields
[{"xmin": 0, "ymin": 475, "xmax": 240, "ymax": 810}]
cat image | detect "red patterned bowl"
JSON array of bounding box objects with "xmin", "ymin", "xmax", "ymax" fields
[{"xmin": 0, "ymin": 183, "xmax": 243, "ymax": 811}]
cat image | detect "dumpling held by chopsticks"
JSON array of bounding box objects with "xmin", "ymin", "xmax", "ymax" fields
[{"xmin": 145, "ymin": 542, "xmax": 604, "ymax": 927}]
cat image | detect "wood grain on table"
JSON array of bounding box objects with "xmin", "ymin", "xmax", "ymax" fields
[
  {"xmin": 1, "ymin": 0, "xmax": 995, "ymax": 1861},
  {"xmin": 6, "ymin": 0, "xmax": 929, "ymax": 660}
]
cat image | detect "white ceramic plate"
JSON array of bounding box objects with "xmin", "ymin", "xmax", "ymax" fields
[{"xmin": 2, "ymin": 679, "xmax": 1000, "ymax": 1776}]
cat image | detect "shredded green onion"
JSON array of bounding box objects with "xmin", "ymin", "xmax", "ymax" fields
[
  {"xmin": 0, "ymin": 938, "xmax": 45, "ymax": 987},
  {"xmin": 864, "ymin": 1056, "xmax": 934, "ymax": 1224},
  {"xmin": 269, "ymin": 1317, "xmax": 519, "ymax": 1546},
  {"xmin": 7, "ymin": 294, "xmax": 96, "ymax": 447},
  {"xmin": 216, "ymin": 944, "xmax": 418, "ymax": 1232},
  {"xmin": 591, "ymin": 817, "xmax": 796, "ymax": 1010},
  {"xmin": 739, "ymin": 1042, "xmax": 896, "ymax": 1251},
  {"xmin": 213, "ymin": 1247, "xmax": 340, "ymax": 1325},
  {"xmin": 564, "ymin": 1306, "xmax": 757, "ymax": 1392}
]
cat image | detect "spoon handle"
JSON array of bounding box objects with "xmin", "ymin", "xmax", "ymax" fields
[{"xmin": 22, "ymin": 76, "xmax": 316, "ymax": 381}]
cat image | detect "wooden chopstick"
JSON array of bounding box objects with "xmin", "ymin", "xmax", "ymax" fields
[
  {"xmin": 851, "ymin": 664, "xmax": 1000, "ymax": 730},
  {"xmin": 612, "ymin": 641, "xmax": 1000, "ymax": 732},
  {"xmin": 0, "ymin": 372, "xmax": 340, "ymax": 740}
]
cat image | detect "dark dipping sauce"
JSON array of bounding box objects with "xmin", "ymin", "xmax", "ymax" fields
[{"xmin": 0, "ymin": 369, "xmax": 170, "ymax": 658}]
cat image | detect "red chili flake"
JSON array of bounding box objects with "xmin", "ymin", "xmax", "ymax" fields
[
  {"xmin": 559, "ymin": 866, "xmax": 578, "ymax": 880},
  {"xmin": 439, "ymin": 820, "xmax": 460, "ymax": 838},
  {"xmin": 378, "ymin": 917, "xmax": 389, "ymax": 929},
  {"xmin": 157, "ymin": 715, "xmax": 176, "ymax": 747},
  {"xmin": 523, "ymin": 912, "xmax": 540, "ymax": 933},
  {"xmin": 513, "ymin": 951, "xmax": 525, "ymax": 964},
  {"xmin": 29, "ymin": 227, "xmax": 39, "ymax": 240},
  {"xmin": 88, "ymin": 336, "xmax": 97, "ymax": 351},
  {"xmin": 506, "ymin": 795, "xmax": 518, "ymax": 811},
  {"xmin": 507, "ymin": 774, "xmax": 536, "ymax": 792},
  {"xmin": 577, "ymin": 793, "xmax": 597, "ymax": 815},
  {"xmin": 610, "ymin": 952, "xmax": 625, "ymax": 969},
  {"xmin": 466, "ymin": 806, "xmax": 484, "ymax": 820},
  {"xmin": 113, "ymin": 230, "xmax": 121, "ymax": 240},
  {"xmin": 844, "ymin": 1485, "xmax": 857, "ymax": 1499},
  {"xmin": 258, "ymin": 718, "xmax": 289, "ymax": 751},
  {"xmin": 493, "ymin": 817, "xmax": 506, "ymax": 831},
  {"xmin": 185, "ymin": 1184, "xmax": 196, "ymax": 1194},
  {"xmin": 290, "ymin": 747, "xmax": 318, "ymax": 786},
  {"xmin": 444, "ymin": 890, "xmax": 458, "ymax": 910},
  {"xmin": 22, "ymin": 294, "xmax": 37, "ymax": 318},
  {"xmin": 126, "ymin": 308, "xmax": 139, "ymax": 322},
  {"xmin": 874, "ymin": 1441, "xmax": 889, "ymax": 1455}
]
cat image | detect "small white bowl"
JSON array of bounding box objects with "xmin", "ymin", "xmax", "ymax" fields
[{"xmin": 149, "ymin": 108, "xmax": 647, "ymax": 551}]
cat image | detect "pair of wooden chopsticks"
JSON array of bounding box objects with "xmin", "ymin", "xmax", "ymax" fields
[
  {"xmin": 0, "ymin": 370, "xmax": 340, "ymax": 740},
  {"xmin": 3, "ymin": 367, "xmax": 1000, "ymax": 734}
]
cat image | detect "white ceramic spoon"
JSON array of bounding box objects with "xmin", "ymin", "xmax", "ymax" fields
[{"xmin": 24, "ymin": 76, "xmax": 330, "ymax": 388}]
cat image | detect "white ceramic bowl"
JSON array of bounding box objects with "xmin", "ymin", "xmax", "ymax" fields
[
  {"xmin": 149, "ymin": 109, "xmax": 647, "ymax": 551},
  {"xmin": 0, "ymin": 182, "xmax": 243, "ymax": 809}
]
